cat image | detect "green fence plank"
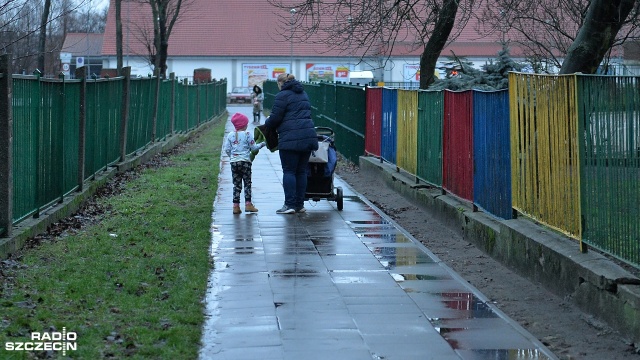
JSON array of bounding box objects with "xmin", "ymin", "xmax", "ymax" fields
[
  {"xmin": 417, "ymin": 90, "xmax": 444, "ymax": 186},
  {"xmin": 578, "ymin": 75, "xmax": 640, "ymax": 266}
]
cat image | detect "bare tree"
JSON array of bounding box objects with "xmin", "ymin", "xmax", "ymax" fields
[
  {"xmin": 561, "ymin": 0, "xmax": 639, "ymax": 74},
  {"xmin": 116, "ymin": 0, "xmax": 123, "ymax": 72},
  {"xmin": 481, "ymin": 0, "xmax": 640, "ymax": 74},
  {"xmin": 1, "ymin": 0, "xmax": 105, "ymax": 76},
  {"xmin": 146, "ymin": 0, "xmax": 189, "ymax": 78},
  {"xmin": 37, "ymin": 0, "xmax": 51, "ymax": 73},
  {"xmin": 122, "ymin": 0, "xmax": 191, "ymax": 78},
  {"xmin": 268, "ymin": 0, "xmax": 476, "ymax": 89}
]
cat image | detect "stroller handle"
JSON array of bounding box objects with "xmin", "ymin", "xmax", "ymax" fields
[{"xmin": 315, "ymin": 126, "xmax": 334, "ymax": 138}]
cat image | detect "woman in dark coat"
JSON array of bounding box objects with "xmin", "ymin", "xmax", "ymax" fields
[
  {"xmin": 251, "ymin": 85, "xmax": 263, "ymax": 124},
  {"xmin": 265, "ymin": 73, "xmax": 318, "ymax": 214}
]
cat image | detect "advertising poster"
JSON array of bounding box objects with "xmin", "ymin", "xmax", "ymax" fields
[
  {"xmin": 242, "ymin": 64, "xmax": 291, "ymax": 87},
  {"xmin": 335, "ymin": 66, "xmax": 349, "ymax": 80},
  {"xmin": 404, "ymin": 64, "xmax": 420, "ymax": 82},
  {"xmin": 306, "ymin": 64, "xmax": 348, "ymax": 82}
]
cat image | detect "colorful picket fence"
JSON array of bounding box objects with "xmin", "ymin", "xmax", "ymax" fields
[{"xmin": 266, "ymin": 75, "xmax": 639, "ymax": 267}]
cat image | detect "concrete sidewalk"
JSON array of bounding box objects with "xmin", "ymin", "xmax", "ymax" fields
[{"xmin": 199, "ymin": 110, "xmax": 557, "ymax": 360}]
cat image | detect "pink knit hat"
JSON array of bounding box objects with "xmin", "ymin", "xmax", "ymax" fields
[{"xmin": 231, "ymin": 113, "xmax": 248, "ymax": 130}]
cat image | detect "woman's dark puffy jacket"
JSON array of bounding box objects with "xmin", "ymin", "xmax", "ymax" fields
[{"xmin": 265, "ymin": 80, "xmax": 318, "ymax": 152}]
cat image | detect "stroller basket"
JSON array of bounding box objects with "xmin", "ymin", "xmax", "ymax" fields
[{"xmin": 305, "ymin": 127, "xmax": 343, "ymax": 210}]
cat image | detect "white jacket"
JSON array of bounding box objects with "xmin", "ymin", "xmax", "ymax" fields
[{"xmin": 223, "ymin": 130, "xmax": 264, "ymax": 162}]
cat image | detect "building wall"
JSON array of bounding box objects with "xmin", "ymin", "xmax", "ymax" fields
[{"xmin": 102, "ymin": 54, "xmax": 537, "ymax": 86}]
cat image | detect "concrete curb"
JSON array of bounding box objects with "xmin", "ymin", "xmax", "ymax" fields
[
  {"xmin": 0, "ymin": 114, "xmax": 224, "ymax": 260},
  {"xmin": 358, "ymin": 155, "xmax": 640, "ymax": 344}
]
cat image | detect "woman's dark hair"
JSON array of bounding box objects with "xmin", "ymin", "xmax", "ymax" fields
[{"xmin": 253, "ymin": 85, "xmax": 262, "ymax": 94}]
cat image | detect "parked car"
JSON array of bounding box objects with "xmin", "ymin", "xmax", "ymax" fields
[{"xmin": 227, "ymin": 87, "xmax": 252, "ymax": 104}]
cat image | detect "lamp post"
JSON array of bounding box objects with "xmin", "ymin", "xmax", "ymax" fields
[{"xmin": 290, "ymin": 8, "xmax": 296, "ymax": 74}]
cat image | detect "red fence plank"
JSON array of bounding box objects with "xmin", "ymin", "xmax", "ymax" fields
[{"xmin": 443, "ymin": 90, "xmax": 473, "ymax": 201}]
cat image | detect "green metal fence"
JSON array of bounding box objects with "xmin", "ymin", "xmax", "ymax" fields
[
  {"xmin": 334, "ymin": 84, "xmax": 366, "ymax": 164},
  {"xmin": 127, "ymin": 77, "xmax": 155, "ymax": 155},
  {"xmin": 157, "ymin": 80, "xmax": 173, "ymax": 140},
  {"xmin": 12, "ymin": 76, "xmax": 40, "ymax": 222},
  {"xmin": 85, "ymin": 78, "xmax": 122, "ymax": 178},
  {"xmin": 263, "ymin": 80, "xmax": 277, "ymax": 110},
  {"xmin": 577, "ymin": 75, "xmax": 640, "ymax": 264},
  {"xmin": 265, "ymin": 80, "xmax": 366, "ymax": 164},
  {"xmin": 62, "ymin": 80, "xmax": 80, "ymax": 192},
  {"xmin": 417, "ymin": 90, "xmax": 444, "ymax": 186},
  {"xmin": 4, "ymin": 70, "xmax": 227, "ymax": 232}
]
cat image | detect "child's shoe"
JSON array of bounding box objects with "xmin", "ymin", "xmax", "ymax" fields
[
  {"xmin": 233, "ymin": 204, "xmax": 242, "ymax": 214},
  {"xmin": 245, "ymin": 203, "xmax": 259, "ymax": 213}
]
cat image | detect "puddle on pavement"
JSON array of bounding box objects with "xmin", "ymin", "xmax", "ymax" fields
[
  {"xmin": 346, "ymin": 220, "xmax": 398, "ymax": 235},
  {"xmin": 270, "ymin": 269, "xmax": 319, "ymax": 278},
  {"xmin": 310, "ymin": 236, "xmax": 333, "ymax": 247},
  {"xmin": 391, "ymin": 273, "xmax": 449, "ymax": 281},
  {"xmin": 427, "ymin": 294, "xmax": 549, "ymax": 358},
  {"xmin": 455, "ymin": 348, "xmax": 550, "ymax": 359},
  {"xmin": 429, "ymin": 293, "xmax": 498, "ymax": 319},
  {"xmin": 331, "ymin": 273, "xmax": 387, "ymax": 284},
  {"xmin": 358, "ymin": 232, "xmax": 413, "ymax": 244},
  {"xmin": 347, "ymin": 220, "xmax": 387, "ymax": 225},
  {"xmin": 371, "ymin": 248, "xmax": 435, "ymax": 269}
]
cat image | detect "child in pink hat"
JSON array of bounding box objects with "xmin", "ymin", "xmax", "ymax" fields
[{"xmin": 223, "ymin": 113, "xmax": 266, "ymax": 214}]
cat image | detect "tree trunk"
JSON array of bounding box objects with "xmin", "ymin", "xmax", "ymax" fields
[
  {"xmin": 419, "ymin": 0, "xmax": 459, "ymax": 89},
  {"xmin": 37, "ymin": 0, "xmax": 52, "ymax": 73},
  {"xmin": 116, "ymin": 0, "xmax": 123, "ymax": 73},
  {"xmin": 560, "ymin": 0, "xmax": 636, "ymax": 74},
  {"xmin": 159, "ymin": 20, "xmax": 168, "ymax": 78}
]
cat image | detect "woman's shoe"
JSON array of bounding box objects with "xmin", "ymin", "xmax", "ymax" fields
[
  {"xmin": 276, "ymin": 205, "xmax": 295, "ymax": 214},
  {"xmin": 233, "ymin": 205, "xmax": 242, "ymax": 214},
  {"xmin": 245, "ymin": 203, "xmax": 259, "ymax": 213}
]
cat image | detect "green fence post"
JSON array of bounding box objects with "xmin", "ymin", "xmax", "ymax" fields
[
  {"xmin": 197, "ymin": 84, "xmax": 201, "ymax": 126},
  {"xmin": 183, "ymin": 78, "xmax": 189, "ymax": 131},
  {"xmin": 120, "ymin": 67, "xmax": 131, "ymax": 162},
  {"xmin": 57, "ymin": 72, "xmax": 65, "ymax": 204},
  {"xmin": 75, "ymin": 66, "xmax": 87, "ymax": 191},
  {"xmin": 170, "ymin": 72, "xmax": 176, "ymax": 135},
  {"xmin": 0, "ymin": 54, "xmax": 13, "ymax": 237},
  {"xmin": 33, "ymin": 69, "xmax": 41, "ymax": 218},
  {"xmin": 152, "ymin": 70, "xmax": 160, "ymax": 143}
]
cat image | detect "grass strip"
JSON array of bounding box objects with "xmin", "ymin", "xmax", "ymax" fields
[{"xmin": 0, "ymin": 119, "xmax": 226, "ymax": 359}]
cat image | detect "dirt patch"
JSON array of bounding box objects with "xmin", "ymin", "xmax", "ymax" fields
[{"xmin": 335, "ymin": 156, "xmax": 639, "ymax": 360}]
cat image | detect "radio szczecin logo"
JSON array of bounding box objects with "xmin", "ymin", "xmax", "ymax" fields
[{"xmin": 5, "ymin": 328, "xmax": 77, "ymax": 355}]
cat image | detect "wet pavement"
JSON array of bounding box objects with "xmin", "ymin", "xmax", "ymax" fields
[{"xmin": 199, "ymin": 109, "xmax": 557, "ymax": 360}]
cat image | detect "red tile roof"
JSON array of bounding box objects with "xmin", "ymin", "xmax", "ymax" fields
[{"xmin": 102, "ymin": 0, "xmax": 509, "ymax": 59}]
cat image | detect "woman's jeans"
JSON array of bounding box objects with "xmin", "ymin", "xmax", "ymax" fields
[{"xmin": 279, "ymin": 149, "xmax": 311, "ymax": 208}]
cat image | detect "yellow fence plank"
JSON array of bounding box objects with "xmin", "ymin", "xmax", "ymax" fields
[
  {"xmin": 509, "ymin": 73, "xmax": 582, "ymax": 239},
  {"xmin": 396, "ymin": 90, "xmax": 418, "ymax": 175}
]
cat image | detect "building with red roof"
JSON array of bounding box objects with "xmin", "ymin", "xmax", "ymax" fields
[{"xmin": 96, "ymin": 0, "xmax": 639, "ymax": 86}]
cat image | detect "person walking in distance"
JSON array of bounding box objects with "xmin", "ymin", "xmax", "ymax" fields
[
  {"xmin": 251, "ymin": 84, "xmax": 264, "ymax": 124},
  {"xmin": 265, "ymin": 73, "xmax": 318, "ymax": 214},
  {"xmin": 223, "ymin": 113, "xmax": 265, "ymax": 214}
]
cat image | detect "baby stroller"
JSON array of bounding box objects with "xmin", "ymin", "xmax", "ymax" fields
[{"xmin": 305, "ymin": 127, "xmax": 344, "ymax": 210}]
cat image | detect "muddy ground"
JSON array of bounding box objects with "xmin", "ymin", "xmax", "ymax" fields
[{"xmin": 334, "ymin": 158, "xmax": 639, "ymax": 360}]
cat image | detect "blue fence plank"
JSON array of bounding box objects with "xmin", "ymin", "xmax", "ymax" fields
[
  {"xmin": 473, "ymin": 90, "xmax": 512, "ymax": 219},
  {"xmin": 381, "ymin": 88, "xmax": 398, "ymax": 164}
]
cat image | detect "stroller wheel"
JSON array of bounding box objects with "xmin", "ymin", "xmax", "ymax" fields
[{"xmin": 336, "ymin": 187, "xmax": 343, "ymax": 211}]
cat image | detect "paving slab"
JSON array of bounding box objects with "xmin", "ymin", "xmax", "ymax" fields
[{"xmin": 199, "ymin": 111, "xmax": 557, "ymax": 360}]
